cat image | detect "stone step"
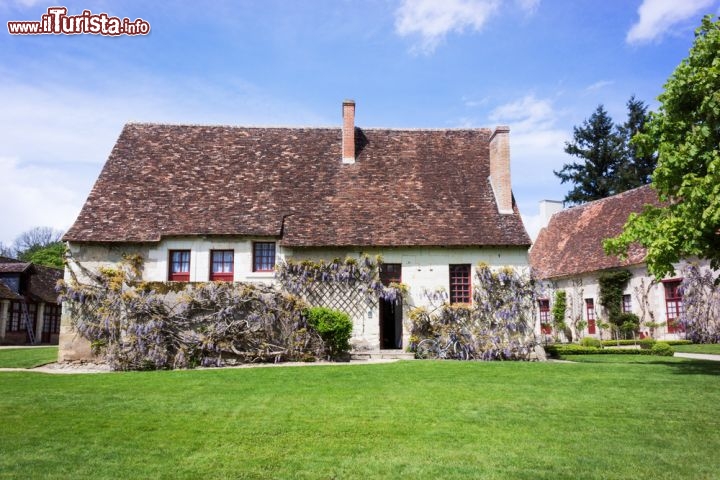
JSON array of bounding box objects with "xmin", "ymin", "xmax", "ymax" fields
[{"xmin": 351, "ymin": 350, "xmax": 415, "ymax": 360}]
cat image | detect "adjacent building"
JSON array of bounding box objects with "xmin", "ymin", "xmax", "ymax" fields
[
  {"xmin": 0, "ymin": 256, "xmax": 63, "ymax": 345},
  {"xmin": 530, "ymin": 185, "xmax": 699, "ymax": 340}
]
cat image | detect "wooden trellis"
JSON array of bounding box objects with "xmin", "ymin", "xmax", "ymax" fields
[{"xmin": 299, "ymin": 282, "xmax": 376, "ymax": 326}]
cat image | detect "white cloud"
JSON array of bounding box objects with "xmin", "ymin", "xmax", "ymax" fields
[
  {"xmin": 394, "ymin": 0, "xmax": 540, "ymax": 53},
  {"xmin": 489, "ymin": 94, "xmax": 557, "ymax": 132},
  {"xmin": 395, "ymin": 0, "xmax": 500, "ymax": 53},
  {"xmin": 515, "ymin": 0, "xmax": 540, "ymax": 15},
  {"xmin": 626, "ymin": 0, "xmax": 715, "ymax": 44},
  {"xmin": 0, "ymin": 157, "xmax": 95, "ymax": 245},
  {"xmin": 585, "ymin": 80, "xmax": 614, "ymax": 92}
]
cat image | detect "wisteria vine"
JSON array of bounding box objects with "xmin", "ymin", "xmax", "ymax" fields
[{"xmin": 409, "ymin": 263, "xmax": 540, "ymax": 360}]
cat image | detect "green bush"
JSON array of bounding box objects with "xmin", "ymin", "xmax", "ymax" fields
[
  {"xmin": 545, "ymin": 344, "xmax": 652, "ymax": 358},
  {"xmin": 581, "ymin": 337, "xmax": 602, "ymax": 348},
  {"xmin": 601, "ymin": 339, "xmax": 639, "ymax": 346},
  {"xmin": 639, "ymin": 338, "xmax": 657, "ymax": 350},
  {"xmin": 305, "ymin": 307, "xmax": 353, "ymax": 359},
  {"xmin": 651, "ymin": 342, "xmax": 674, "ymax": 357}
]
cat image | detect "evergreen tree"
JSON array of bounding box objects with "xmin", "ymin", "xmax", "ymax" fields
[
  {"xmin": 554, "ymin": 105, "xmax": 623, "ymax": 205},
  {"xmin": 615, "ymin": 96, "xmax": 657, "ymax": 191}
]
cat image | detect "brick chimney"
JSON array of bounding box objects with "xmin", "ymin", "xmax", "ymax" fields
[
  {"xmin": 342, "ymin": 99, "xmax": 356, "ymax": 164},
  {"xmin": 489, "ymin": 126, "xmax": 513, "ymax": 214}
]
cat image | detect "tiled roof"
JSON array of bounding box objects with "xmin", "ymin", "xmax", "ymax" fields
[
  {"xmin": 64, "ymin": 123, "xmax": 530, "ymax": 247},
  {"xmin": 529, "ymin": 185, "xmax": 662, "ymax": 280},
  {"xmin": 26, "ymin": 264, "xmax": 62, "ymax": 304},
  {"xmin": 0, "ymin": 262, "xmax": 30, "ymax": 273}
]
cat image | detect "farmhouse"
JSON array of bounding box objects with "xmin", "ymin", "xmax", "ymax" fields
[
  {"xmin": 0, "ymin": 256, "xmax": 63, "ymax": 345},
  {"xmin": 60, "ymin": 100, "xmax": 531, "ymax": 360},
  {"xmin": 529, "ymin": 185, "xmax": 703, "ymax": 340}
]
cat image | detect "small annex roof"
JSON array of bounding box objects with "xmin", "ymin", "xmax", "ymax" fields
[
  {"xmin": 64, "ymin": 123, "xmax": 530, "ymax": 248},
  {"xmin": 0, "ymin": 258, "xmax": 62, "ymax": 303},
  {"xmin": 26, "ymin": 264, "xmax": 63, "ymax": 304},
  {"xmin": 0, "ymin": 258, "xmax": 31, "ymax": 273},
  {"xmin": 529, "ymin": 185, "xmax": 662, "ymax": 280}
]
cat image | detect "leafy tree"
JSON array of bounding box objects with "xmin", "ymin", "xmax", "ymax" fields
[
  {"xmin": 9, "ymin": 226, "xmax": 65, "ymax": 268},
  {"xmin": 615, "ymin": 96, "xmax": 657, "ymax": 191},
  {"xmin": 605, "ymin": 16, "xmax": 720, "ymax": 277},
  {"xmin": 555, "ymin": 105, "xmax": 622, "ymax": 205},
  {"xmin": 21, "ymin": 242, "xmax": 65, "ymax": 269}
]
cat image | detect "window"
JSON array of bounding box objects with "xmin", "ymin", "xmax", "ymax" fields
[
  {"xmin": 586, "ymin": 298, "xmax": 596, "ymax": 334},
  {"xmin": 253, "ymin": 242, "xmax": 276, "ymax": 272},
  {"xmin": 7, "ymin": 301, "xmax": 22, "ymax": 332},
  {"xmin": 210, "ymin": 250, "xmax": 234, "ymax": 281},
  {"xmin": 449, "ymin": 264, "xmax": 471, "ymax": 304},
  {"xmin": 622, "ymin": 294, "xmax": 632, "ymax": 314},
  {"xmin": 538, "ymin": 299, "xmax": 552, "ymax": 334},
  {"xmin": 664, "ymin": 279, "xmax": 684, "ymax": 333},
  {"xmin": 169, "ymin": 250, "xmax": 191, "ymax": 281},
  {"xmin": 43, "ymin": 305, "xmax": 61, "ymax": 334}
]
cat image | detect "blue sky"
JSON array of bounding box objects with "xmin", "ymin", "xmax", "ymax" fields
[{"xmin": 1, "ymin": 0, "xmax": 718, "ymax": 246}]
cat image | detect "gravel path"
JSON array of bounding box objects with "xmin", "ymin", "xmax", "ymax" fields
[
  {"xmin": 0, "ymin": 358, "xmax": 399, "ymax": 374},
  {"xmin": 674, "ymin": 352, "xmax": 720, "ymax": 362}
]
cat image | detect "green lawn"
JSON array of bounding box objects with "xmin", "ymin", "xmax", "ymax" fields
[
  {"xmin": 0, "ymin": 347, "xmax": 58, "ymax": 368},
  {"xmin": 562, "ymin": 354, "xmax": 718, "ymax": 365},
  {"xmin": 1, "ymin": 360, "xmax": 719, "ymax": 479},
  {"xmin": 672, "ymin": 343, "xmax": 720, "ymax": 354}
]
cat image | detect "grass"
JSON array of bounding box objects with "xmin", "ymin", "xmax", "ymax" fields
[
  {"xmin": 0, "ymin": 346, "xmax": 58, "ymax": 368},
  {"xmin": 561, "ymin": 354, "xmax": 716, "ymax": 365},
  {"xmin": 672, "ymin": 343, "xmax": 720, "ymax": 354},
  {"xmin": 1, "ymin": 360, "xmax": 719, "ymax": 479}
]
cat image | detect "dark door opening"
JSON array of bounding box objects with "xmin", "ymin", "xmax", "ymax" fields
[{"xmin": 379, "ymin": 263, "xmax": 403, "ymax": 349}]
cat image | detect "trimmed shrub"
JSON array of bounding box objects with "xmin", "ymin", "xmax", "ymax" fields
[
  {"xmin": 545, "ymin": 344, "xmax": 653, "ymax": 358},
  {"xmin": 581, "ymin": 337, "xmax": 602, "ymax": 348},
  {"xmin": 651, "ymin": 342, "xmax": 674, "ymax": 357},
  {"xmin": 305, "ymin": 307, "xmax": 353, "ymax": 359},
  {"xmin": 639, "ymin": 338, "xmax": 657, "ymax": 350}
]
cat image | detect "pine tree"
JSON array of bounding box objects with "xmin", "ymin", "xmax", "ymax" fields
[
  {"xmin": 554, "ymin": 105, "xmax": 623, "ymax": 205},
  {"xmin": 615, "ymin": 96, "xmax": 657, "ymax": 191}
]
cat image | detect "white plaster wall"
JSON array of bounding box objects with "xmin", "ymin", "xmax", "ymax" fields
[
  {"xmin": 545, "ymin": 259, "xmax": 711, "ymax": 341},
  {"xmin": 285, "ymin": 246, "xmax": 529, "ymax": 349},
  {"xmin": 62, "ymin": 241, "xmax": 529, "ymax": 354}
]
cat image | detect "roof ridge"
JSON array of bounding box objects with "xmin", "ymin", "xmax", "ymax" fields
[
  {"xmin": 560, "ymin": 184, "xmax": 654, "ymax": 214},
  {"xmin": 124, "ymin": 122, "xmax": 493, "ymax": 132}
]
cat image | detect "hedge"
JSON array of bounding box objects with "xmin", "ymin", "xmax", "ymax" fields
[
  {"xmin": 545, "ymin": 345, "xmax": 652, "ymax": 357},
  {"xmin": 599, "ymin": 339, "xmax": 692, "ymax": 347}
]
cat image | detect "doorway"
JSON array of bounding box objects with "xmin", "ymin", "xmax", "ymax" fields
[{"xmin": 379, "ymin": 263, "xmax": 403, "ymax": 349}]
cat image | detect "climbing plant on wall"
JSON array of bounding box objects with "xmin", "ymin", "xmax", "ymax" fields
[
  {"xmin": 409, "ymin": 263, "xmax": 540, "ymax": 360},
  {"xmin": 598, "ymin": 270, "xmax": 636, "ymax": 334},
  {"xmin": 552, "ymin": 290, "xmax": 567, "ymax": 333},
  {"xmin": 59, "ymin": 254, "xmax": 324, "ymax": 370}
]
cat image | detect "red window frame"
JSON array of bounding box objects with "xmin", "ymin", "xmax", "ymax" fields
[
  {"xmin": 449, "ymin": 264, "xmax": 471, "ymax": 304},
  {"xmin": 252, "ymin": 242, "xmax": 276, "ymax": 272},
  {"xmin": 622, "ymin": 294, "xmax": 632, "ymax": 314},
  {"xmin": 169, "ymin": 250, "xmax": 191, "ymax": 282},
  {"xmin": 210, "ymin": 250, "xmax": 234, "ymax": 281},
  {"xmin": 586, "ymin": 298, "xmax": 596, "ymax": 334},
  {"xmin": 663, "ymin": 279, "xmax": 684, "ymax": 333},
  {"xmin": 538, "ymin": 299, "xmax": 552, "ymax": 334}
]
